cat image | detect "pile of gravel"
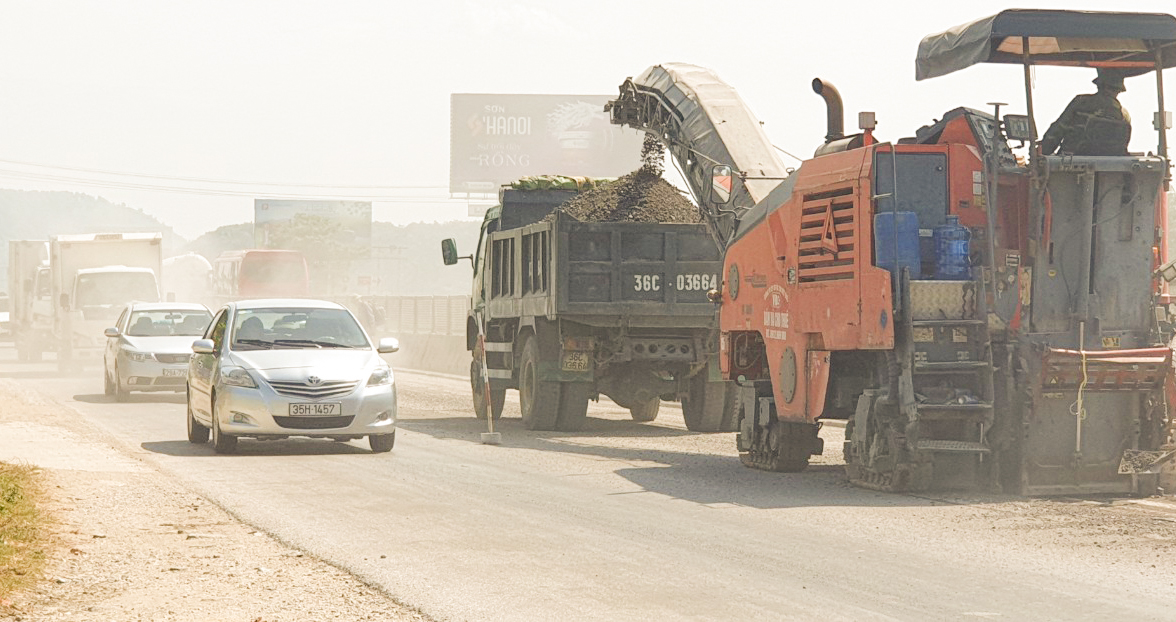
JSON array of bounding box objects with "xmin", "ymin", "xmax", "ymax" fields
[{"xmin": 548, "ymin": 135, "xmax": 702, "ymax": 224}]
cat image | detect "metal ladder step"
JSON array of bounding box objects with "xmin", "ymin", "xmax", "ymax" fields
[
  {"xmin": 912, "ymin": 319, "xmax": 986, "ymax": 328},
  {"xmin": 914, "ymin": 361, "xmax": 990, "ymax": 374},
  {"xmin": 915, "ymin": 440, "xmax": 991, "ymax": 453},
  {"xmin": 916, "ymin": 402, "xmax": 992, "ymax": 416}
]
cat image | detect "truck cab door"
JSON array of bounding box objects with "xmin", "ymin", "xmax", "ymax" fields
[{"xmin": 472, "ymin": 218, "xmax": 499, "ymax": 309}]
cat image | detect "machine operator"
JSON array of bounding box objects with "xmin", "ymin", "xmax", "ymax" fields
[{"xmin": 1040, "ymin": 68, "xmax": 1131, "ymax": 156}]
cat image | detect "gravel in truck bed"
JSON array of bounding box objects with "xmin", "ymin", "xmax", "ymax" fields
[{"xmin": 549, "ymin": 134, "xmax": 702, "ymax": 224}]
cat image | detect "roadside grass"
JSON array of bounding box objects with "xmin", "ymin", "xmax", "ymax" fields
[{"xmin": 0, "ymin": 462, "xmax": 45, "ymax": 601}]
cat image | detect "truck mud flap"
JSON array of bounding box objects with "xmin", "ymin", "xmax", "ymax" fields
[{"xmin": 1018, "ymin": 347, "xmax": 1170, "ymax": 496}]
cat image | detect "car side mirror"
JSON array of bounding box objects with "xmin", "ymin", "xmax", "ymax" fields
[
  {"xmin": 104, "ymin": 327, "xmax": 121, "ymax": 338},
  {"xmin": 191, "ymin": 339, "xmax": 216, "ymax": 354},
  {"xmin": 441, "ymin": 238, "xmax": 459, "ymax": 266},
  {"xmin": 711, "ymin": 164, "xmax": 733, "ymax": 204},
  {"xmin": 377, "ymin": 337, "xmax": 400, "ymax": 354}
]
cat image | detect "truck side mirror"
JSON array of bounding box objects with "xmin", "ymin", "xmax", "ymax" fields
[
  {"xmin": 441, "ymin": 239, "xmax": 459, "ymax": 266},
  {"xmin": 711, "ymin": 165, "xmax": 733, "ymax": 204},
  {"xmin": 59, "ymin": 293, "xmax": 70, "ymax": 311}
]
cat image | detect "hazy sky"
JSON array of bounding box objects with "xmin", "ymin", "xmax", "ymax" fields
[{"xmin": 1, "ymin": 0, "xmax": 1173, "ymax": 240}]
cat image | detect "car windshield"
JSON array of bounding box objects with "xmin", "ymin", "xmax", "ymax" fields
[
  {"xmin": 126, "ymin": 309, "xmax": 212, "ymax": 337},
  {"xmin": 76, "ymin": 272, "xmax": 159, "ymax": 307},
  {"xmin": 230, "ymin": 307, "xmax": 369, "ymax": 350}
]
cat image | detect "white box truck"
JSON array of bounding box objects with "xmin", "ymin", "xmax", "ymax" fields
[
  {"xmin": 50, "ymin": 233, "xmax": 164, "ymax": 371},
  {"xmin": 7, "ymin": 240, "xmax": 52, "ymax": 361}
]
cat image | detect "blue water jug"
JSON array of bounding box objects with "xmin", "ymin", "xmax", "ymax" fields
[
  {"xmin": 933, "ymin": 215, "xmax": 971, "ymax": 280},
  {"xmin": 874, "ymin": 211, "xmax": 921, "ymax": 282}
]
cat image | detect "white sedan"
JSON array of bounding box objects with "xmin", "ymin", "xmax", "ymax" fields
[
  {"xmin": 185, "ymin": 299, "xmax": 399, "ymax": 454},
  {"xmin": 103, "ymin": 302, "xmax": 213, "ymax": 401}
]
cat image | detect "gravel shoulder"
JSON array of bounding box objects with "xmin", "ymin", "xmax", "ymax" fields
[{"xmin": 0, "ymin": 378, "xmax": 429, "ymax": 622}]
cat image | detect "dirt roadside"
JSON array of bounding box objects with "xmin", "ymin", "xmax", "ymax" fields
[{"xmin": 0, "ymin": 378, "xmax": 430, "ymax": 622}]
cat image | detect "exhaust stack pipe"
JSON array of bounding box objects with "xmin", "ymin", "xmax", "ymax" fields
[{"xmin": 812, "ymin": 78, "xmax": 844, "ymax": 143}]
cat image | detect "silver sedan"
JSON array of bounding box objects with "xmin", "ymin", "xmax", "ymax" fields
[
  {"xmin": 185, "ymin": 299, "xmax": 399, "ymax": 454},
  {"xmin": 103, "ymin": 302, "xmax": 213, "ymax": 401}
]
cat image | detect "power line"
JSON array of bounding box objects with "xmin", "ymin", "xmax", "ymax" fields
[
  {"xmin": 0, "ymin": 156, "xmax": 448, "ymax": 191},
  {"xmin": 0, "ymin": 168, "xmax": 467, "ymax": 202}
]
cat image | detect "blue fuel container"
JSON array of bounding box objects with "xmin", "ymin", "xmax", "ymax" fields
[
  {"xmin": 874, "ymin": 211, "xmax": 921, "ymax": 282},
  {"xmin": 933, "ymin": 214, "xmax": 971, "ymax": 280}
]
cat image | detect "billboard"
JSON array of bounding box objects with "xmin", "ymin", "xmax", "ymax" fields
[
  {"xmin": 254, "ymin": 200, "xmax": 373, "ymax": 259},
  {"xmin": 450, "ymin": 94, "xmax": 644, "ymax": 194}
]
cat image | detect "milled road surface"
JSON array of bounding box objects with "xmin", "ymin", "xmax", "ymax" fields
[{"xmin": 2, "ymin": 349, "xmax": 1176, "ymax": 621}]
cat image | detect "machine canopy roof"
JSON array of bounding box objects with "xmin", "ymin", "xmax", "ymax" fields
[{"xmin": 916, "ymin": 9, "xmax": 1176, "ymax": 81}]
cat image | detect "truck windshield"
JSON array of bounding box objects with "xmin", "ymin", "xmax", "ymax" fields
[{"xmin": 75, "ymin": 272, "xmax": 160, "ymax": 307}]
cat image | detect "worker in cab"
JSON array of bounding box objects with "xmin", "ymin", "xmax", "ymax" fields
[{"xmin": 1040, "ymin": 69, "xmax": 1131, "ymax": 156}]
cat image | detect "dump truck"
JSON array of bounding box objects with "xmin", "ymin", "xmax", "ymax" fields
[
  {"xmin": 607, "ymin": 9, "xmax": 1176, "ymax": 495},
  {"xmin": 8, "ymin": 240, "xmax": 52, "ymax": 361},
  {"xmin": 50, "ymin": 232, "xmax": 164, "ymax": 371},
  {"xmin": 442, "ymin": 179, "xmax": 738, "ymax": 431}
]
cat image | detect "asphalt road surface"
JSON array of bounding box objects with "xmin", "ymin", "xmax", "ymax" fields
[{"xmin": 3, "ymin": 347, "xmax": 1175, "ymax": 621}]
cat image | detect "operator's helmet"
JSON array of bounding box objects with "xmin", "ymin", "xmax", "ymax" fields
[{"xmin": 1093, "ymin": 68, "xmax": 1126, "ymax": 93}]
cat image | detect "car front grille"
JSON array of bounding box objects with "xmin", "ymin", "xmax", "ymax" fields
[
  {"xmin": 152, "ymin": 377, "xmax": 185, "ymax": 386},
  {"xmin": 156, "ymin": 353, "xmax": 191, "ymax": 364},
  {"xmin": 273, "ymin": 415, "xmax": 355, "ymax": 430},
  {"xmin": 268, "ymin": 380, "xmax": 359, "ymax": 400}
]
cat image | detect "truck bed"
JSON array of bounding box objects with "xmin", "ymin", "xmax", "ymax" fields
[{"xmin": 486, "ymin": 214, "xmax": 722, "ymax": 327}]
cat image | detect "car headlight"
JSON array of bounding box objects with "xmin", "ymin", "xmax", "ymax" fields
[
  {"xmin": 121, "ymin": 347, "xmax": 155, "ymax": 363},
  {"xmin": 219, "ymin": 367, "xmax": 257, "ymax": 388},
  {"xmin": 367, "ymin": 366, "xmax": 392, "ymax": 386}
]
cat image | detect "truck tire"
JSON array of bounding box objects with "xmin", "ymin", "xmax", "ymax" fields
[
  {"xmin": 471, "ymin": 359, "xmax": 505, "ymax": 420},
  {"xmin": 628, "ymin": 398, "xmax": 660, "ymax": 423},
  {"xmin": 682, "ymin": 374, "xmax": 739, "ymax": 433},
  {"xmin": 519, "ymin": 336, "xmax": 560, "ymax": 431},
  {"xmin": 554, "ymin": 382, "xmax": 592, "ymax": 431}
]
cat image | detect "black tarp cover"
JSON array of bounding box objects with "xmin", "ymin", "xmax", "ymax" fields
[{"xmin": 916, "ymin": 9, "xmax": 1176, "ymax": 81}]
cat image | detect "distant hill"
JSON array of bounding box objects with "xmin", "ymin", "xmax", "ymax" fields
[
  {"xmin": 0, "ymin": 189, "xmax": 186, "ymax": 292},
  {"xmin": 182, "ymin": 223, "xmax": 254, "ymax": 261},
  {"xmin": 369, "ymin": 220, "xmax": 480, "ymax": 296}
]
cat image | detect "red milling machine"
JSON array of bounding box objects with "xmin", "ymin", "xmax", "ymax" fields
[{"xmin": 608, "ymin": 9, "xmax": 1176, "ymax": 495}]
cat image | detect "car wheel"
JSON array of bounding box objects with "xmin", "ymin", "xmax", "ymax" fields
[
  {"xmin": 113, "ymin": 364, "xmax": 130, "ymax": 402},
  {"xmin": 103, "ymin": 364, "xmax": 115, "ymax": 396},
  {"xmin": 186, "ymin": 386, "xmax": 209, "ymax": 444},
  {"xmin": 369, "ymin": 431, "xmax": 395, "ymax": 453},
  {"xmin": 210, "ymin": 397, "xmax": 237, "ymax": 454}
]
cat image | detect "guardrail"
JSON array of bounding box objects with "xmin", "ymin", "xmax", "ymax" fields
[{"xmin": 364, "ymin": 295, "xmax": 469, "ymax": 337}]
